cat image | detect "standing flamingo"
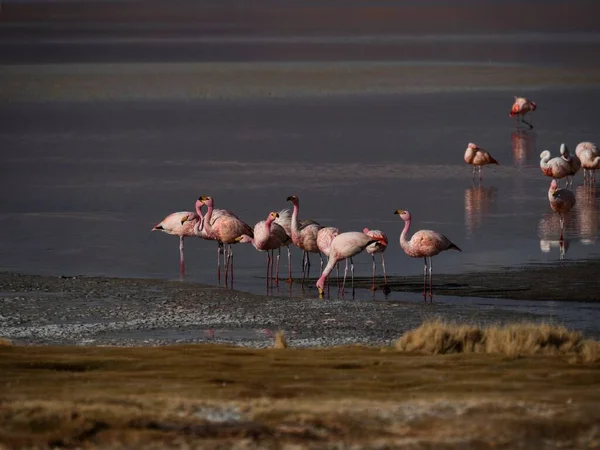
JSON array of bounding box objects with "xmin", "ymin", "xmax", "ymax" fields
[
  {"xmin": 560, "ymin": 143, "xmax": 580, "ymax": 186},
  {"xmin": 510, "ymin": 96, "xmax": 537, "ymax": 129},
  {"xmin": 237, "ymin": 211, "xmax": 291, "ymax": 287},
  {"xmin": 316, "ymin": 231, "xmax": 385, "ymax": 299},
  {"xmin": 286, "ymin": 195, "xmax": 323, "ymax": 286},
  {"xmin": 575, "ymin": 142, "xmax": 600, "ymax": 183},
  {"xmin": 316, "ymin": 226, "xmax": 340, "ymax": 272},
  {"xmin": 193, "ymin": 196, "xmax": 253, "ymax": 285},
  {"xmin": 275, "ymin": 208, "xmax": 318, "ymax": 282},
  {"xmin": 548, "ymin": 180, "xmax": 576, "ymax": 240},
  {"xmin": 540, "ymin": 150, "xmax": 571, "ymax": 186},
  {"xmin": 463, "ymin": 143, "xmax": 499, "ymax": 181},
  {"xmin": 394, "ymin": 209, "xmax": 461, "ymax": 300},
  {"xmin": 152, "ymin": 211, "xmax": 199, "ymax": 276},
  {"xmin": 363, "ymin": 228, "xmax": 388, "ymax": 291}
]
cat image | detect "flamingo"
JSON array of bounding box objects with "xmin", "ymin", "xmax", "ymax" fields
[
  {"xmin": 575, "ymin": 142, "xmax": 600, "ymax": 183},
  {"xmin": 316, "ymin": 231, "xmax": 385, "ymax": 299},
  {"xmin": 194, "ymin": 196, "xmax": 253, "ymax": 285},
  {"xmin": 463, "ymin": 143, "xmax": 499, "ymax": 180},
  {"xmin": 316, "ymin": 226, "xmax": 340, "ymax": 272},
  {"xmin": 548, "ymin": 180, "xmax": 576, "ymax": 240},
  {"xmin": 275, "ymin": 208, "xmax": 318, "ymax": 282},
  {"xmin": 363, "ymin": 228, "xmax": 388, "ymax": 291},
  {"xmin": 152, "ymin": 211, "xmax": 199, "ymax": 276},
  {"xmin": 510, "ymin": 96, "xmax": 537, "ymax": 129},
  {"xmin": 286, "ymin": 195, "xmax": 323, "ymax": 286},
  {"xmin": 540, "ymin": 150, "xmax": 571, "ymax": 186},
  {"xmin": 237, "ymin": 211, "xmax": 291, "ymax": 287},
  {"xmin": 560, "ymin": 143, "xmax": 580, "ymax": 186},
  {"xmin": 394, "ymin": 209, "xmax": 462, "ymax": 300}
]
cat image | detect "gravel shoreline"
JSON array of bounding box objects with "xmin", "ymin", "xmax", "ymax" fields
[{"xmin": 1, "ymin": 262, "xmax": 598, "ymax": 347}]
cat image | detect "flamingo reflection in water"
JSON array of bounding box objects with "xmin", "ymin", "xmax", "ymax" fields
[
  {"xmin": 464, "ymin": 185, "xmax": 497, "ymax": 237},
  {"xmin": 576, "ymin": 184, "xmax": 599, "ymax": 246},
  {"xmin": 511, "ymin": 130, "xmax": 536, "ymax": 167}
]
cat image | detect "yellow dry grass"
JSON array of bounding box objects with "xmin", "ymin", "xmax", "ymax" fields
[
  {"xmin": 273, "ymin": 331, "xmax": 288, "ymax": 349},
  {"xmin": 0, "ymin": 337, "xmax": 12, "ymax": 346},
  {"xmin": 396, "ymin": 320, "xmax": 600, "ymax": 363}
]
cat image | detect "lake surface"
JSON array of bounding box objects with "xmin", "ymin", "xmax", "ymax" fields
[{"xmin": 1, "ymin": 0, "xmax": 599, "ymax": 340}]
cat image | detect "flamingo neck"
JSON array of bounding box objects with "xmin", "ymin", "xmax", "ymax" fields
[
  {"xmin": 291, "ymin": 203, "xmax": 300, "ymax": 237},
  {"xmin": 203, "ymin": 202, "xmax": 214, "ymax": 234},
  {"xmin": 193, "ymin": 203, "xmax": 204, "ymax": 236},
  {"xmin": 317, "ymin": 255, "xmax": 337, "ymax": 290},
  {"xmin": 399, "ymin": 219, "xmax": 411, "ymax": 252}
]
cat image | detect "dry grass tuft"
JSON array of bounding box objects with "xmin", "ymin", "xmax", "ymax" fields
[
  {"xmin": 0, "ymin": 337, "xmax": 12, "ymax": 346},
  {"xmin": 273, "ymin": 331, "xmax": 288, "ymax": 349},
  {"xmin": 396, "ymin": 320, "xmax": 600, "ymax": 363}
]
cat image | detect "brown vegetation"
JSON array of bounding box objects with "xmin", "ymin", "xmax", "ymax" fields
[
  {"xmin": 273, "ymin": 331, "xmax": 288, "ymax": 349},
  {"xmin": 396, "ymin": 320, "xmax": 600, "ymax": 363},
  {"xmin": 0, "ymin": 337, "xmax": 11, "ymax": 346},
  {"xmin": 1, "ymin": 329, "xmax": 599, "ymax": 448}
]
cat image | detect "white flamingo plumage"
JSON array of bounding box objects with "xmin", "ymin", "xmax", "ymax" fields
[
  {"xmin": 548, "ymin": 179, "xmax": 576, "ymax": 240},
  {"xmin": 464, "ymin": 143, "xmax": 499, "ymax": 180},
  {"xmin": 575, "ymin": 142, "xmax": 600, "ymax": 183},
  {"xmin": 510, "ymin": 96, "xmax": 537, "ymax": 129},
  {"xmin": 152, "ymin": 211, "xmax": 199, "ymax": 275},
  {"xmin": 540, "ymin": 150, "xmax": 571, "ymax": 186},
  {"xmin": 363, "ymin": 228, "xmax": 388, "ymax": 291},
  {"xmin": 394, "ymin": 209, "xmax": 461, "ymax": 300},
  {"xmin": 316, "ymin": 231, "xmax": 385, "ymax": 298},
  {"xmin": 560, "ymin": 143, "xmax": 580, "ymax": 186}
]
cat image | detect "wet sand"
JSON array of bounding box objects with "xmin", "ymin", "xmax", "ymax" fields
[{"xmin": 2, "ymin": 260, "xmax": 599, "ymax": 347}]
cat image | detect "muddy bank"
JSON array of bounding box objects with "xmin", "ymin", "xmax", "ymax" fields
[
  {"xmin": 1, "ymin": 262, "xmax": 599, "ymax": 346},
  {"xmin": 351, "ymin": 259, "xmax": 600, "ymax": 302}
]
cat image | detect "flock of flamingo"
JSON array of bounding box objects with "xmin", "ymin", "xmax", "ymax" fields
[{"xmin": 152, "ymin": 96, "xmax": 598, "ymax": 299}]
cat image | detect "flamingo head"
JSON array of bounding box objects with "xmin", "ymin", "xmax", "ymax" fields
[
  {"xmin": 394, "ymin": 209, "xmax": 411, "ymax": 222},
  {"xmin": 180, "ymin": 214, "xmax": 191, "ymax": 225},
  {"xmin": 286, "ymin": 195, "xmax": 299, "ymax": 205},
  {"xmin": 235, "ymin": 234, "xmax": 253, "ymax": 244},
  {"xmin": 362, "ymin": 227, "xmax": 370, "ymax": 234},
  {"xmin": 468, "ymin": 143, "xmax": 478, "ymax": 150},
  {"xmin": 198, "ymin": 196, "xmax": 213, "ymax": 207},
  {"xmin": 559, "ymin": 143, "xmax": 569, "ymax": 157},
  {"xmin": 269, "ymin": 211, "xmax": 279, "ymax": 220},
  {"xmin": 549, "ymin": 179, "xmax": 559, "ymax": 195},
  {"xmin": 530, "ymin": 101, "xmax": 537, "ymax": 111},
  {"xmin": 540, "ymin": 150, "xmax": 551, "ymax": 160},
  {"xmin": 316, "ymin": 279, "xmax": 325, "ymax": 298}
]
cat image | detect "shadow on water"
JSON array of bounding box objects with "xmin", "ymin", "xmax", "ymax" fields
[
  {"xmin": 511, "ymin": 129, "xmax": 537, "ymax": 167},
  {"xmin": 464, "ymin": 183, "xmax": 497, "ymax": 237},
  {"xmin": 576, "ymin": 184, "xmax": 599, "ymax": 246}
]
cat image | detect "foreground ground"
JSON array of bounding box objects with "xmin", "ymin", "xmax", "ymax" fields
[{"xmin": 1, "ymin": 343, "xmax": 599, "ymax": 449}]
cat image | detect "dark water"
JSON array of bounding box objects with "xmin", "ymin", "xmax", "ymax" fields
[{"xmin": 1, "ymin": 0, "xmax": 600, "ymax": 338}]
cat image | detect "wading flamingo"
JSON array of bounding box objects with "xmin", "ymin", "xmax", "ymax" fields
[
  {"xmin": 548, "ymin": 180, "xmax": 576, "ymax": 240},
  {"xmin": 286, "ymin": 195, "xmax": 323, "ymax": 286},
  {"xmin": 394, "ymin": 209, "xmax": 461, "ymax": 300},
  {"xmin": 463, "ymin": 143, "xmax": 499, "ymax": 181},
  {"xmin": 560, "ymin": 143, "xmax": 580, "ymax": 186},
  {"xmin": 237, "ymin": 211, "xmax": 291, "ymax": 287},
  {"xmin": 540, "ymin": 150, "xmax": 571, "ymax": 186},
  {"xmin": 317, "ymin": 226, "xmax": 340, "ymax": 272},
  {"xmin": 316, "ymin": 231, "xmax": 385, "ymax": 299},
  {"xmin": 275, "ymin": 208, "xmax": 319, "ymax": 282},
  {"xmin": 510, "ymin": 96, "xmax": 537, "ymax": 129},
  {"xmin": 192, "ymin": 196, "xmax": 253, "ymax": 285},
  {"xmin": 575, "ymin": 142, "xmax": 600, "ymax": 183},
  {"xmin": 152, "ymin": 211, "xmax": 199, "ymax": 276},
  {"xmin": 363, "ymin": 228, "xmax": 388, "ymax": 291}
]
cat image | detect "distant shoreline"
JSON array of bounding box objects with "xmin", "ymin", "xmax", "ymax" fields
[{"xmin": 2, "ymin": 62, "xmax": 600, "ymax": 102}]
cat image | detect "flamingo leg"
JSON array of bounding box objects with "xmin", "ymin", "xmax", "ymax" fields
[
  {"xmin": 350, "ymin": 257, "xmax": 355, "ymax": 298},
  {"xmin": 179, "ymin": 236, "xmax": 185, "ymax": 276},
  {"xmin": 381, "ymin": 254, "xmax": 388, "ymax": 285},
  {"xmin": 301, "ymin": 251, "xmax": 307, "ymax": 288},
  {"xmin": 472, "ymin": 166, "xmax": 476, "ymax": 180},
  {"xmin": 370, "ymin": 254, "xmax": 376, "ymax": 291},
  {"xmin": 276, "ymin": 248, "xmax": 281, "ymax": 287},
  {"xmin": 423, "ymin": 257, "xmax": 427, "ymax": 300},
  {"xmin": 216, "ymin": 243, "xmax": 222, "ymax": 283},
  {"xmin": 266, "ymin": 251, "xmax": 271, "ymax": 290},
  {"xmin": 428, "ymin": 256, "xmax": 433, "ymax": 301},
  {"xmin": 522, "ymin": 113, "xmax": 534, "ymax": 129},
  {"xmin": 224, "ymin": 245, "xmax": 230, "ymax": 287},
  {"xmin": 270, "ymin": 249, "xmax": 274, "ymax": 283},
  {"xmin": 229, "ymin": 246, "xmax": 234, "ymax": 288},
  {"xmin": 342, "ymin": 258, "xmax": 348, "ymax": 299},
  {"xmin": 479, "ymin": 165, "xmax": 483, "ymax": 181},
  {"xmin": 559, "ymin": 214, "xmax": 565, "ymax": 240},
  {"xmin": 320, "ymin": 252, "xmax": 324, "ymax": 276},
  {"xmin": 286, "ymin": 246, "xmax": 292, "ymax": 284}
]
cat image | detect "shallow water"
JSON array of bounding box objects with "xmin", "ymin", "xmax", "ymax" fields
[{"xmin": 1, "ymin": 90, "xmax": 599, "ymax": 294}]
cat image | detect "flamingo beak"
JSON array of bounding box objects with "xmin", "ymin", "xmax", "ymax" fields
[
  {"xmin": 318, "ymin": 286, "xmax": 324, "ymax": 298},
  {"xmin": 394, "ymin": 209, "xmax": 404, "ymax": 215},
  {"xmin": 180, "ymin": 215, "xmax": 189, "ymax": 225},
  {"xmin": 234, "ymin": 236, "xmax": 243, "ymax": 242}
]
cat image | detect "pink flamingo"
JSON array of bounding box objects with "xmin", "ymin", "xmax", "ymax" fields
[
  {"xmin": 237, "ymin": 211, "xmax": 291, "ymax": 287},
  {"xmin": 394, "ymin": 209, "xmax": 462, "ymax": 300},
  {"xmin": 316, "ymin": 226, "xmax": 340, "ymax": 272},
  {"xmin": 548, "ymin": 180, "xmax": 576, "ymax": 240},
  {"xmin": 575, "ymin": 142, "xmax": 600, "ymax": 183},
  {"xmin": 195, "ymin": 196, "xmax": 253, "ymax": 285},
  {"xmin": 274, "ymin": 208, "xmax": 316, "ymax": 282},
  {"xmin": 363, "ymin": 228, "xmax": 388, "ymax": 291},
  {"xmin": 463, "ymin": 143, "xmax": 499, "ymax": 180},
  {"xmin": 540, "ymin": 150, "xmax": 571, "ymax": 186},
  {"xmin": 152, "ymin": 211, "xmax": 199, "ymax": 275},
  {"xmin": 316, "ymin": 231, "xmax": 386, "ymax": 299},
  {"xmin": 560, "ymin": 143, "xmax": 580, "ymax": 186},
  {"xmin": 510, "ymin": 96, "xmax": 537, "ymax": 129},
  {"xmin": 286, "ymin": 195, "xmax": 323, "ymax": 286}
]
